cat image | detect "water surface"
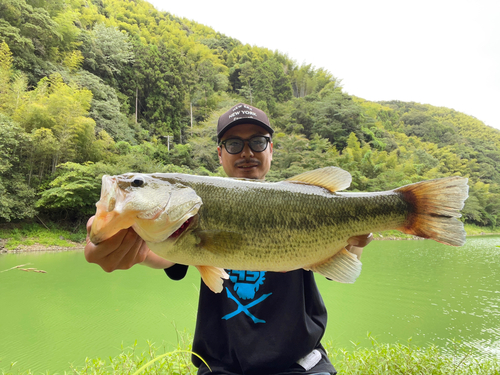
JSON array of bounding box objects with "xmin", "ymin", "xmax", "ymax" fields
[
  {"xmin": 0, "ymin": 236, "xmax": 499, "ymax": 373},
  {"xmin": 319, "ymin": 236, "xmax": 500, "ymax": 359}
]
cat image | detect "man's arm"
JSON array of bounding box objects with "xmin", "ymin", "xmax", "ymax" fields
[{"xmin": 84, "ymin": 216, "xmax": 175, "ymax": 272}]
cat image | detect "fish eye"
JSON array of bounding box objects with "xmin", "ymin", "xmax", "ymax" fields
[{"xmin": 131, "ymin": 176, "xmax": 145, "ymax": 188}]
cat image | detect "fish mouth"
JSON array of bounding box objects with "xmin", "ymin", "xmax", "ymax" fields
[
  {"xmin": 89, "ymin": 175, "xmax": 168, "ymax": 244},
  {"xmin": 89, "ymin": 176, "xmax": 132, "ymax": 244},
  {"xmin": 167, "ymin": 215, "xmax": 198, "ymax": 240},
  {"xmin": 90, "ymin": 174, "xmax": 203, "ymax": 244}
]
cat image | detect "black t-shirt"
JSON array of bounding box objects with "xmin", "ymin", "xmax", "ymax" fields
[{"xmin": 166, "ymin": 265, "xmax": 336, "ymax": 375}]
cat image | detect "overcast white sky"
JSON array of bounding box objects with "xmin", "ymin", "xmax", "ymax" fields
[{"xmin": 148, "ymin": 0, "xmax": 500, "ymax": 130}]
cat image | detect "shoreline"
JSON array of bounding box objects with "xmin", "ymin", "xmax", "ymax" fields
[
  {"xmin": 2, "ymin": 232, "xmax": 499, "ymax": 254},
  {"xmin": 0, "ymin": 243, "xmax": 85, "ymax": 254}
]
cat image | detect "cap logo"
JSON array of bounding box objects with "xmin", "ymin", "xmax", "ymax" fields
[
  {"xmin": 229, "ymin": 110, "xmax": 257, "ymax": 120},
  {"xmin": 217, "ymin": 103, "xmax": 273, "ymax": 141},
  {"xmin": 232, "ymin": 104, "xmax": 252, "ymax": 111}
]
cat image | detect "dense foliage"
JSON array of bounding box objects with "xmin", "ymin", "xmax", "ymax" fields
[{"xmin": 1, "ymin": 0, "xmax": 499, "ymax": 228}]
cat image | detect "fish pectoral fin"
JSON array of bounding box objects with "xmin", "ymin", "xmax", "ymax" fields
[
  {"xmin": 195, "ymin": 266, "xmax": 229, "ymax": 293},
  {"xmin": 284, "ymin": 167, "xmax": 352, "ymax": 192},
  {"xmin": 306, "ymin": 248, "xmax": 362, "ymax": 283}
]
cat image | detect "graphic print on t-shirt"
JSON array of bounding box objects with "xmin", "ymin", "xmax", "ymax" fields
[{"xmin": 222, "ymin": 270, "xmax": 272, "ymax": 324}]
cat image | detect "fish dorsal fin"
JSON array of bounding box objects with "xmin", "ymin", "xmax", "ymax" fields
[{"xmin": 285, "ymin": 167, "xmax": 352, "ymax": 192}]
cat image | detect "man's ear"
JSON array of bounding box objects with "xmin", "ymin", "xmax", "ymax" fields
[{"xmin": 217, "ymin": 146, "xmax": 223, "ymax": 164}]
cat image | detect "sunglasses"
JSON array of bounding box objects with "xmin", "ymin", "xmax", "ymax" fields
[{"xmin": 220, "ymin": 136, "xmax": 271, "ymax": 155}]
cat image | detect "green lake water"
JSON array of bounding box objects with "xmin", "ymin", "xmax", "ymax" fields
[{"xmin": 1, "ymin": 236, "xmax": 499, "ymax": 373}]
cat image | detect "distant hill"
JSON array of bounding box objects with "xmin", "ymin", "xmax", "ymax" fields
[{"xmin": 0, "ymin": 0, "xmax": 498, "ymax": 227}]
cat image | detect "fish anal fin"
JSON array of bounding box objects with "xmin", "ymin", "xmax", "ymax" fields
[
  {"xmin": 195, "ymin": 266, "xmax": 229, "ymax": 293},
  {"xmin": 285, "ymin": 167, "xmax": 352, "ymax": 192},
  {"xmin": 306, "ymin": 248, "xmax": 362, "ymax": 283}
]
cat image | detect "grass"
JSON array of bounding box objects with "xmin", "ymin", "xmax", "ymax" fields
[
  {"xmin": 0, "ymin": 222, "xmax": 87, "ymax": 250},
  {"xmin": 2, "ymin": 335, "xmax": 499, "ymax": 375},
  {"xmin": 2, "ymin": 335, "xmax": 198, "ymax": 375},
  {"xmin": 373, "ymin": 224, "xmax": 500, "ymax": 240},
  {"xmin": 463, "ymin": 223, "xmax": 500, "ymax": 236},
  {"xmin": 70, "ymin": 340, "xmax": 197, "ymax": 375},
  {"xmin": 325, "ymin": 335, "xmax": 500, "ymax": 375}
]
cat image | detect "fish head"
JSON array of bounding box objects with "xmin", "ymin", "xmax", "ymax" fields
[{"xmin": 89, "ymin": 173, "xmax": 202, "ymax": 244}]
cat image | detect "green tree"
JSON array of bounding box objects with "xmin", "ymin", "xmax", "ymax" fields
[
  {"xmin": 400, "ymin": 110, "xmax": 461, "ymax": 146},
  {"xmin": 26, "ymin": 127, "xmax": 58, "ymax": 184},
  {"xmin": 0, "ymin": 114, "xmax": 36, "ymax": 221},
  {"xmin": 130, "ymin": 42, "xmax": 188, "ymax": 138},
  {"xmin": 0, "ymin": 0, "xmax": 61, "ymax": 82},
  {"xmin": 71, "ymin": 70, "xmax": 135, "ymax": 144},
  {"xmin": 0, "ymin": 41, "xmax": 14, "ymax": 113},
  {"xmin": 13, "ymin": 73, "xmax": 96, "ymax": 169},
  {"xmin": 36, "ymin": 162, "xmax": 115, "ymax": 220},
  {"xmin": 80, "ymin": 23, "xmax": 134, "ymax": 86},
  {"xmin": 186, "ymin": 58, "xmax": 229, "ymax": 122},
  {"xmin": 290, "ymin": 64, "xmax": 336, "ymax": 98},
  {"xmin": 0, "ymin": 41, "xmax": 29, "ymax": 116},
  {"xmin": 307, "ymin": 88, "xmax": 364, "ymax": 150}
]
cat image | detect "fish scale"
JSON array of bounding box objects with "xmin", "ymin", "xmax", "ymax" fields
[
  {"xmin": 90, "ymin": 166, "xmax": 468, "ymax": 293},
  {"xmin": 186, "ymin": 184, "xmax": 405, "ymax": 268}
]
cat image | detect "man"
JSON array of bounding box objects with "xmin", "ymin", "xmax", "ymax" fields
[{"xmin": 85, "ymin": 103, "xmax": 372, "ymax": 374}]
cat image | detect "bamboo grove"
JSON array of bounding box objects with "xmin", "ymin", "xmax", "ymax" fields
[{"xmin": 1, "ymin": 0, "xmax": 499, "ymax": 228}]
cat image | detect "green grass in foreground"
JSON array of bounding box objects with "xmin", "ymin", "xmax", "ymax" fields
[
  {"xmin": 2, "ymin": 336, "xmax": 499, "ymax": 375},
  {"xmin": 0, "ymin": 222, "xmax": 87, "ymax": 250},
  {"xmin": 326, "ymin": 336, "xmax": 500, "ymax": 375}
]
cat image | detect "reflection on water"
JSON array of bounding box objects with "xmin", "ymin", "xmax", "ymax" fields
[
  {"xmin": 0, "ymin": 236, "xmax": 499, "ymax": 373},
  {"xmin": 318, "ymin": 236, "xmax": 500, "ymax": 360}
]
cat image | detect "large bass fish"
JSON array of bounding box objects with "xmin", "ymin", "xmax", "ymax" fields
[{"xmin": 89, "ymin": 167, "xmax": 468, "ymax": 293}]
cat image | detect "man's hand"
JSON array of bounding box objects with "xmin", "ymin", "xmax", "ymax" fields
[
  {"xmin": 84, "ymin": 216, "xmax": 174, "ymax": 272},
  {"xmin": 346, "ymin": 233, "xmax": 374, "ymax": 260},
  {"xmin": 84, "ymin": 216, "xmax": 149, "ymax": 272}
]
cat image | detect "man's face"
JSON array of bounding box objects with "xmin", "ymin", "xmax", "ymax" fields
[{"xmin": 218, "ymin": 124, "xmax": 273, "ymax": 180}]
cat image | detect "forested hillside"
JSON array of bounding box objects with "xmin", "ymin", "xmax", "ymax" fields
[{"xmin": 1, "ymin": 0, "xmax": 499, "ymax": 229}]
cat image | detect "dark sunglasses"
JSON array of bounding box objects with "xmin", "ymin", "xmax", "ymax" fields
[{"xmin": 220, "ymin": 136, "xmax": 271, "ymax": 155}]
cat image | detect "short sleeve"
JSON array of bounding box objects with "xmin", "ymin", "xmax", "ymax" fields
[{"xmin": 164, "ymin": 264, "xmax": 189, "ymax": 280}]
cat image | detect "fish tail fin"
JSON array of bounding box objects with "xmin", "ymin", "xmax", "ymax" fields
[{"xmin": 396, "ymin": 176, "xmax": 469, "ymax": 246}]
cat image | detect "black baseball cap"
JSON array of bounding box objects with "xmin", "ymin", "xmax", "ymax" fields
[{"xmin": 217, "ymin": 103, "xmax": 274, "ymax": 142}]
